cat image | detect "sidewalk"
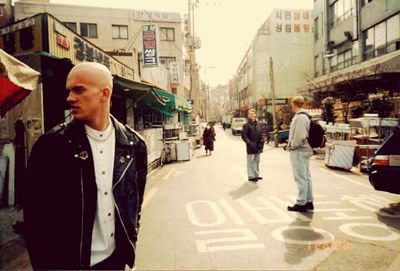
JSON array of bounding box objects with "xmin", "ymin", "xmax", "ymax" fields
[{"xmin": 0, "ymin": 207, "xmax": 31, "ymax": 270}]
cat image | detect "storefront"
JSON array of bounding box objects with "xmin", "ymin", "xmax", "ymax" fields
[
  {"xmin": 0, "ymin": 13, "xmax": 175, "ymax": 168},
  {"xmin": 299, "ymin": 50, "xmax": 400, "ymax": 122}
]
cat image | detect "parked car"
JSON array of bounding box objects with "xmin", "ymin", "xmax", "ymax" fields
[
  {"xmin": 369, "ymin": 127, "xmax": 400, "ymax": 194},
  {"xmin": 230, "ymin": 117, "xmax": 247, "ymax": 135}
]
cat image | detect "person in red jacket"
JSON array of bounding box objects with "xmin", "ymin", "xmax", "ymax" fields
[{"xmin": 202, "ymin": 123, "xmax": 216, "ymax": 155}]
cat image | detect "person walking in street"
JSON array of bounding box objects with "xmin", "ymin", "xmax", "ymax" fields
[
  {"xmin": 286, "ymin": 95, "xmax": 314, "ymax": 212},
  {"xmin": 241, "ymin": 109, "xmax": 265, "ymax": 182},
  {"xmin": 23, "ymin": 62, "xmax": 148, "ymax": 270},
  {"xmin": 202, "ymin": 123, "xmax": 215, "ymax": 155}
]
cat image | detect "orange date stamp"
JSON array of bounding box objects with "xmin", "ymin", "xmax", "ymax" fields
[{"xmin": 308, "ymin": 240, "xmax": 350, "ymax": 251}]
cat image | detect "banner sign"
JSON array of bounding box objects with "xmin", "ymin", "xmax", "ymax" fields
[
  {"xmin": 170, "ymin": 61, "xmax": 179, "ymax": 87},
  {"xmin": 142, "ymin": 25, "xmax": 158, "ymax": 67}
]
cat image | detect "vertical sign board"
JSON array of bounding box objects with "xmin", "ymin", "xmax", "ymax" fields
[
  {"xmin": 142, "ymin": 25, "xmax": 158, "ymax": 67},
  {"xmin": 170, "ymin": 61, "xmax": 180, "ymax": 87}
]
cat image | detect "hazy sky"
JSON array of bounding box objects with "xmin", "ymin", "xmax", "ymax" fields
[{"xmin": 47, "ymin": 0, "xmax": 313, "ymax": 86}]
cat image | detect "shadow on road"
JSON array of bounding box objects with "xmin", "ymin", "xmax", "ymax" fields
[
  {"xmin": 229, "ymin": 181, "xmax": 258, "ymax": 199},
  {"xmin": 281, "ymin": 214, "xmax": 326, "ymax": 265},
  {"xmin": 376, "ymin": 202, "xmax": 400, "ymax": 231}
]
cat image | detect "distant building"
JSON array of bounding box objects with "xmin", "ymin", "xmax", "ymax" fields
[
  {"xmin": 13, "ymin": 0, "xmax": 189, "ymax": 98},
  {"xmin": 230, "ymin": 9, "xmax": 314, "ymax": 118}
]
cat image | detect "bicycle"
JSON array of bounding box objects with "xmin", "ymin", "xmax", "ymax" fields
[{"xmin": 160, "ymin": 139, "xmax": 174, "ymax": 167}]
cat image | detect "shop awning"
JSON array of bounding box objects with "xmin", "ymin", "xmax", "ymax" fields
[
  {"xmin": 113, "ymin": 75, "xmax": 173, "ymax": 116},
  {"xmin": 0, "ymin": 49, "xmax": 40, "ymax": 117},
  {"xmin": 299, "ymin": 50, "xmax": 400, "ymax": 93},
  {"xmin": 155, "ymin": 89, "xmax": 192, "ymax": 114}
]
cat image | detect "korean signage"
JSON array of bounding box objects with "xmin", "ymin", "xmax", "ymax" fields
[
  {"xmin": 259, "ymin": 98, "xmax": 288, "ymax": 106},
  {"xmin": 142, "ymin": 25, "xmax": 158, "ymax": 67},
  {"xmin": 170, "ymin": 61, "xmax": 180, "ymax": 87},
  {"xmin": 272, "ymin": 9, "xmax": 312, "ymax": 34},
  {"xmin": 134, "ymin": 10, "xmax": 181, "ymax": 23}
]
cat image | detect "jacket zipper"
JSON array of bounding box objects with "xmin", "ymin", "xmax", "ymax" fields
[
  {"xmin": 79, "ymin": 168, "xmax": 84, "ymax": 269},
  {"xmin": 113, "ymin": 158, "xmax": 135, "ymax": 251}
]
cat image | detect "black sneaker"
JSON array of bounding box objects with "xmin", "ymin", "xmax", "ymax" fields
[
  {"xmin": 287, "ymin": 204, "xmax": 307, "ymax": 212},
  {"xmin": 256, "ymin": 176, "xmax": 263, "ymax": 180},
  {"xmin": 305, "ymin": 202, "xmax": 314, "ymax": 210},
  {"xmin": 248, "ymin": 177, "xmax": 258, "ymax": 182}
]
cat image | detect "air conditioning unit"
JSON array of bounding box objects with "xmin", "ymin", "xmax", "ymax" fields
[
  {"xmin": 193, "ymin": 37, "xmax": 201, "ymax": 49},
  {"xmin": 344, "ymin": 31, "xmax": 353, "ymax": 40},
  {"xmin": 326, "ymin": 41, "xmax": 336, "ymax": 54}
]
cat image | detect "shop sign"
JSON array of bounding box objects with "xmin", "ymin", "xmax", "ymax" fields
[
  {"xmin": 57, "ymin": 34, "xmax": 70, "ymax": 50},
  {"xmin": 266, "ymin": 98, "xmax": 288, "ymax": 105},
  {"xmin": 272, "ymin": 10, "xmax": 312, "ymax": 34},
  {"xmin": 170, "ymin": 61, "xmax": 179, "ymax": 87},
  {"xmin": 142, "ymin": 25, "xmax": 158, "ymax": 67},
  {"xmin": 74, "ymin": 36, "xmax": 110, "ymax": 68},
  {"xmin": 134, "ymin": 10, "xmax": 181, "ymax": 23}
]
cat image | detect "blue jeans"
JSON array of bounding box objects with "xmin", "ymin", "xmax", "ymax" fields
[
  {"xmin": 247, "ymin": 153, "xmax": 260, "ymax": 179},
  {"xmin": 290, "ymin": 149, "xmax": 313, "ymax": 205}
]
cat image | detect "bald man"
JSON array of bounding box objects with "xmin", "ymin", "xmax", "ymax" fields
[{"xmin": 24, "ymin": 62, "xmax": 148, "ymax": 270}]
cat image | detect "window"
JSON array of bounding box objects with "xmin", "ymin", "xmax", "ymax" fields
[
  {"xmin": 387, "ymin": 14, "xmax": 400, "ymax": 47},
  {"xmin": 361, "ymin": 0, "xmax": 374, "ymax": 7},
  {"xmin": 314, "ymin": 54, "xmax": 321, "ymax": 77},
  {"xmin": 314, "ymin": 17, "xmax": 319, "ymax": 41},
  {"xmin": 330, "ymin": 49, "xmax": 353, "ymax": 71},
  {"xmin": 362, "ymin": 13, "xmax": 400, "ymax": 60},
  {"xmin": 80, "ymin": 23, "xmax": 98, "ymax": 38},
  {"xmin": 112, "ymin": 25, "xmax": 128, "ymax": 39},
  {"xmin": 330, "ymin": 0, "xmax": 354, "ymax": 26},
  {"xmin": 159, "ymin": 56, "xmax": 176, "ymax": 69},
  {"xmin": 63, "ymin": 22, "xmax": 77, "ymax": 32},
  {"xmin": 160, "ymin": 27, "xmax": 175, "ymax": 41},
  {"xmin": 364, "ymin": 28, "xmax": 375, "ymax": 60}
]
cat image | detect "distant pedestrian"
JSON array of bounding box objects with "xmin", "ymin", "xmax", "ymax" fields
[
  {"xmin": 241, "ymin": 109, "xmax": 265, "ymax": 182},
  {"xmin": 202, "ymin": 124, "xmax": 215, "ymax": 155},
  {"xmin": 286, "ymin": 95, "xmax": 314, "ymax": 212},
  {"xmin": 24, "ymin": 62, "xmax": 148, "ymax": 270}
]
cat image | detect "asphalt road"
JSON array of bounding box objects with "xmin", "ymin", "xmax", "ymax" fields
[{"xmin": 135, "ymin": 125, "xmax": 400, "ymax": 271}]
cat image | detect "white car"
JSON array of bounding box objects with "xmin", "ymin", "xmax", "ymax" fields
[{"xmin": 230, "ymin": 117, "xmax": 247, "ymax": 135}]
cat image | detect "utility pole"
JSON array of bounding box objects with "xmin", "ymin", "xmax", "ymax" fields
[
  {"xmin": 269, "ymin": 57, "xmax": 279, "ymax": 147},
  {"xmin": 187, "ymin": 0, "xmax": 198, "ymax": 117}
]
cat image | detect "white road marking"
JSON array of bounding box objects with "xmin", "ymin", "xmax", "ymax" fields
[
  {"xmin": 339, "ymin": 223, "xmax": 400, "ymax": 241},
  {"xmin": 186, "ymin": 200, "xmax": 226, "ymax": 227},
  {"xmin": 162, "ymin": 167, "xmax": 176, "ymax": 180},
  {"xmin": 218, "ymin": 199, "xmax": 246, "ymax": 226},
  {"xmin": 142, "ymin": 187, "xmax": 158, "ymax": 209},
  {"xmin": 195, "ymin": 228, "xmax": 265, "ymax": 252}
]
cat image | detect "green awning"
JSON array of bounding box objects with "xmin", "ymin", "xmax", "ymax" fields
[
  {"xmin": 155, "ymin": 89, "xmax": 192, "ymax": 114},
  {"xmin": 113, "ymin": 75, "xmax": 175, "ymax": 116}
]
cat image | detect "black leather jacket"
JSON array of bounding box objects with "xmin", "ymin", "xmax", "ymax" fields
[
  {"xmin": 24, "ymin": 116, "xmax": 147, "ymax": 270},
  {"xmin": 241, "ymin": 120, "xmax": 265, "ymax": 154}
]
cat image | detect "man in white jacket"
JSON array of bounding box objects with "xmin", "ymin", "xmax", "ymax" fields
[{"xmin": 286, "ymin": 96, "xmax": 314, "ymax": 212}]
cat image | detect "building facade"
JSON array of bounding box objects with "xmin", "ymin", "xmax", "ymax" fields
[
  {"xmin": 303, "ymin": 0, "xmax": 400, "ymax": 120},
  {"xmin": 230, "ymin": 9, "xmax": 313, "ymax": 119},
  {"xmin": 13, "ymin": 0, "xmax": 189, "ymax": 98}
]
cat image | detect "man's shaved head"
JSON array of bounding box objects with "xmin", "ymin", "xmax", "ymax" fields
[
  {"xmin": 66, "ymin": 62, "xmax": 114, "ymax": 130},
  {"xmin": 67, "ymin": 62, "xmax": 113, "ymax": 91}
]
